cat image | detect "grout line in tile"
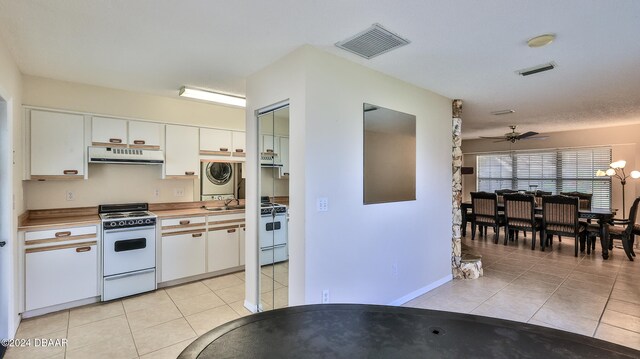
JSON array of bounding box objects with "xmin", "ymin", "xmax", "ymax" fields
[{"xmin": 121, "ymin": 299, "xmax": 141, "ymax": 359}]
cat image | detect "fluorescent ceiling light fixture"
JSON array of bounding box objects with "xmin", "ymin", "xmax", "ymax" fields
[
  {"xmin": 491, "ymin": 109, "xmax": 515, "ymax": 116},
  {"xmin": 179, "ymin": 86, "xmax": 246, "ymax": 107}
]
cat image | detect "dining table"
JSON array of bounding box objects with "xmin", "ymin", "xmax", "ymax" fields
[{"xmin": 460, "ymin": 202, "xmax": 616, "ymax": 259}]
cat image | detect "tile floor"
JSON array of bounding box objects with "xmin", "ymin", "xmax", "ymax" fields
[
  {"xmin": 404, "ymin": 230, "xmax": 640, "ymax": 351},
  {"xmin": 6, "ymin": 232, "xmax": 640, "ymax": 358},
  {"xmin": 5, "ymin": 262, "xmax": 289, "ymax": 359}
]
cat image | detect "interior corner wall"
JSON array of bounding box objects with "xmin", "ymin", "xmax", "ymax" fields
[
  {"xmin": 247, "ymin": 45, "xmax": 452, "ymax": 308},
  {"xmin": 462, "ymin": 124, "xmax": 640, "ymax": 214},
  {"xmin": 0, "ymin": 32, "xmax": 23, "ymax": 339}
]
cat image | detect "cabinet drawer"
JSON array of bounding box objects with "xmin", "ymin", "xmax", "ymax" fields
[
  {"xmin": 25, "ymin": 226, "xmax": 97, "ymax": 242},
  {"xmin": 161, "ymin": 216, "xmax": 206, "ymax": 230},
  {"xmin": 207, "ymin": 213, "xmax": 245, "ymax": 226}
]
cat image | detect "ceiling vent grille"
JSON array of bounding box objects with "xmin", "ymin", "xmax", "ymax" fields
[
  {"xmin": 335, "ymin": 24, "xmax": 410, "ymax": 59},
  {"xmin": 517, "ymin": 62, "xmax": 557, "ymax": 76}
]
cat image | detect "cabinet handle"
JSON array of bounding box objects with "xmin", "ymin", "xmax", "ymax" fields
[
  {"xmin": 185, "ymin": 171, "xmax": 195, "ymax": 176},
  {"xmin": 266, "ymin": 149, "xmax": 274, "ymax": 153},
  {"xmin": 109, "ymin": 138, "xmax": 122, "ymax": 144},
  {"xmin": 76, "ymin": 246, "xmax": 91, "ymax": 253},
  {"xmin": 179, "ymin": 220, "xmax": 190, "ymax": 225},
  {"xmin": 63, "ymin": 170, "xmax": 78, "ymax": 175},
  {"xmin": 235, "ymin": 149, "xmax": 244, "ymax": 153},
  {"xmin": 192, "ymin": 233, "xmax": 203, "ymax": 238},
  {"xmin": 133, "ymin": 140, "xmax": 145, "ymax": 145},
  {"xmin": 220, "ymin": 147, "xmax": 229, "ymax": 152},
  {"xmin": 283, "ymin": 172, "xmax": 289, "ymax": 176},
  {"xmin": 227, "ymin": 229, "xmax": 236, "ymax": 233},
  {"xmin": 55, "ymin": 231, "xmax": 71, "ymax": 238}
]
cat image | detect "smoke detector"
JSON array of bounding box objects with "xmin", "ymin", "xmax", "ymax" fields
[{"xmin": 335, "ymin": 23, "xmax": 410, "ymax": 59}]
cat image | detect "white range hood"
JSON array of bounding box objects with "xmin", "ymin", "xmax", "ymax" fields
[{"xmin": 88, "ymin": 146, "xmax": 164, "ymax": 165}]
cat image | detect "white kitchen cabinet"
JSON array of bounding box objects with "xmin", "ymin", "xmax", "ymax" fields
[
  {"xmin": 231, "ymin": 131, "xmax": 246, "ymax": 158},
  {"xmin": 30, "ymin": 110, "xmax": 85, "ymax": 179},
  {"xmin": 129, "ymin": 121, "xmax": 163, "ymax": 149},
  {"xmin": 279, "ymin": 136, "xmax": 289, "ymax": 177},
  {"xmin": 91, "ymin": 117, "xmax": 127, "ymax": 146},
  {"xmin": 161, "ymin": 229, "xmax": 206, "ymax": 282},
  {"xmin": 207, "ymin": 226, "xmax": 240, "ymax": 272},
  {"xmin": 262, "ymin": 135, "xmax": 280, "ymax": 157},
  {"xmin": 200, "ymin": 128, "xmax": 232, "ymax": 156},
  {"xmin": 239, "ymin": 226, "xmax": 246, "ymax": 266},
  {"xmin": 165, "ymin": 124, "xmax": 199, "ymax": 177},
  {"xmin": 25, "ymin": 235, "xmax": 98, "ymax": 311}
]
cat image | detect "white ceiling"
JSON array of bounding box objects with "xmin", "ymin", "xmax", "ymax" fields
[{"xmin": 1, "ymin": 0, "xmax": 639, "ymax": 139}]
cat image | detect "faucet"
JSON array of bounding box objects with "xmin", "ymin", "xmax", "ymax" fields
[{"xmin": 224, "ymin": 198, "xmax": 240, "ymax": 207}]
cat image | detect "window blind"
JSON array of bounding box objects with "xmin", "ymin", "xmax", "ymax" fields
[{"xmin": 476, "ymin": 147, "xmax": 612, "ymax": 208}]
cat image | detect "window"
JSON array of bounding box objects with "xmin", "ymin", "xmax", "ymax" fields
[{"xmin": 477, "ymin": 147, "xmax": 612, "ymax": 208}]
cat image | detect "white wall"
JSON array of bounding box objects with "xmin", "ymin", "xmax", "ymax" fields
[
  {"xmin": 246, "ymin": 46, "xmax": 452, "ymax": 308},
  {"xmin": 462, "ymin": 125, "xmax": 640, "ymax": 216},
  {"xmin": 22, "ymin": 76, "xmax": 245, "ymax": 209},
  {"xmin": 0, "ymin": 31, "xmax": 24, "ymax": 339}
]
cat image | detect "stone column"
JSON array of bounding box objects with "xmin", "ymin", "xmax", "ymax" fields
[
  {"xmin": 451, "ymin": 99, "xmax": 482, "ymax": 279},
  {"xmin": 451, "ymin": 100, "xmax": 464, "ymax": 278}
]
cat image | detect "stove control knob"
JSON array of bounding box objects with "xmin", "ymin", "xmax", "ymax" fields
[
  {"xmin": 127, "ymin": 220, "xmax": 135, "ymax": 226},
  {"xmin": 137, "ymin": 219, "xmax": 143, "ymax": 224},
  {"xmin": 145, "ymin": 219, "xmax": 151, "ymax": 224},
  {"xmin": 118, "ymin": 221, "xmax": 125, "ymax": 226}
]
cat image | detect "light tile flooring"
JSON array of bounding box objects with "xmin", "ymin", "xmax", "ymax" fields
[
  {"xmin": 5, "ymin": 262, "xmax": 288, "ymax": 359},
  {"xmin": 404, "ymin": 230, "xmax": 640, "ymax": 351}
]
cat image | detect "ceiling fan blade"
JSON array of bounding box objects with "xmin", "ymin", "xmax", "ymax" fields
[
  {"xmin": 521, "ymin": 136, "xmax": 549, "ymax": 141},
  {"xmin": 516, "ymin": 131, "xmax": 539, "ymax": 139},
  {"xmin": 480, "ymin": 136, "xmax": 509, "ymax": 140}
]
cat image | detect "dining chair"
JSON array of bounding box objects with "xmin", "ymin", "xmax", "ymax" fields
[
  {"xmin": 503, "ymin": 193, "xmax": 540, "ymax": 250},
  {"xmin": 495, "ymin": 189, "xmax": 518, "ymax": 205},
  {"xmin": 526, "ymin": 190, "xmax": 552, "ymax": 207},
  {"xmin": 588, "ymin": 196, "xmax": 639, "ymax": 261},
  {"xmin": 560, "ymin": 192, "xmax": 593, "ymax": 210},
  {"xmin": 541, "ymin": 195, "xmax": 587, "ymax": 256},
  {"xmin": 470, "ymin": 191, "xmax": 504, "ymax": 243}
]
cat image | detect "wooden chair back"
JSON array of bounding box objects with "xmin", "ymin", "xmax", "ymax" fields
[
  {"xmin": 495, "ymin": 189, "xmax": 518, "ymax": 205},
  {"xmin": 471, "ymin": 192, "xmax": 499, "ymax": 225},
  {"xmin": 503, "ymin": 193, "xmax": 536, "ymax": 228},
  {"xmin": 560, "ymin": 192, "xmax": 592, "ymax": 210},
  {"xmin": 542, "ymin": 195, "xmax": 581, "ymax": 236}
]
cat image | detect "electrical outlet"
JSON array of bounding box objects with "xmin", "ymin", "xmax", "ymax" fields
[
  {"xmin": 174, "ymin": 188, "xmax": 184, "ymax": 197},
  {"xmin": 65, "ymin": 190, "xmax": 75, "ymax": 201},
  {"xmin": 322, "ymin": 289, "xmax": 330, "ymax": 303},
  {"xmin": 317, "ymin": 197, "xmax": 329, "ymax": 212},
  {"xmin": 154, "ymin": 189, "xmax": 160, "ymax": 198}
]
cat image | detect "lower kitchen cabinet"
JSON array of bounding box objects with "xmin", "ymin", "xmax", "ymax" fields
[
  {"xmin": 161, "ymin": 229, "xmax": 206, "ymax": 282},
  {"xmin": 239, "ymin": 226, "xmax": 246, "ymax": 266},
  {"xmin": 25, "ymin": 242, "xmax": 98, "ymax": 311},
  {"xmin": 207, "ymin": 226, "xmax": 240, "ymax": 272}
]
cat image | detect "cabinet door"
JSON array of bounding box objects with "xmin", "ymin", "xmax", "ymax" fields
[
  {"xmin": 92, "ymin": 117, "xmax": 127, "ymax": 146},
  {"xmin": 262, "ymin": 135, "xmax": 280, "ymax": 155},
  {"xmin": 200, "ymin": 128, "xmax": 232, "ymax": 155},
  {"xmin": 231, "ymin": 131, "xmax": 246, "ymax": 158},
  {"xmin": 165, "ymin": 125, "xmax": 199, "ymax": 176},
  {"xmin": 207, "ymin": 227, "xmax": 240, "ymax": 272},
  {"xmin": 129, "ymin": 121, "xmax": 163, "ymax": 149},
  {"xmin": 30, "ymin": 110, "xmax": 85, "ymax": 178},
  {"xmin": 279, "ymin": 136, "xmax": 289, "ymax": 175},
  {"xmin": 25, "ymin": 243, "xmax": 98, "ymax": 311},
  {"xmin": 239, "ymin": 226, "xmax": 246, "ymax": 266},
  {"xmin": 161, "ymin": 231, "xmax": 206, "ymax": 282}
]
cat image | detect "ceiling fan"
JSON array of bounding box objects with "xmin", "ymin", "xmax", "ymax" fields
[{"xmin": 480, "ymin": 125, "xmax": 549, "ymax": 143}]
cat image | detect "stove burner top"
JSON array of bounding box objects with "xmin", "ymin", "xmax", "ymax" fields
[{"xmin": 128, "ymin": 211, "xmax": 149, "ymax": 217}]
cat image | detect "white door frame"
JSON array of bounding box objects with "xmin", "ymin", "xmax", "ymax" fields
[{"xmin": 0, "ymin": 95, "xmax": 16, "ymax": 340}]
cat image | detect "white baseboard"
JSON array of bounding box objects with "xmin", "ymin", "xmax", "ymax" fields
[
  {"xmin": 387, "ymin": 274, "xmax": 453, "ymax": 306},
  {"xmin": 22, "ymin": 297, "xmax": 100, "ymax": 319}
]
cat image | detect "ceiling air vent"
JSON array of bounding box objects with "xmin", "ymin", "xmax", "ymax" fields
[
  {"xmin": 335, "ymin": 23, "xmax": 410, "ymax": 59},
  {"xmin": 517, "ymin": 62, "xmax": 556, "ymax": 76}
]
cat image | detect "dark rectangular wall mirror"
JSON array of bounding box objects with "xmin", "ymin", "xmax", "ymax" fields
[{"xmin": 363, "ymin": 103, "xmax": 416, "ymax": 204}]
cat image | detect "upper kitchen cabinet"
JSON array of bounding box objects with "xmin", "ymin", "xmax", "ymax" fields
[
  {"xmin": 29, "ymin": 110, "xmax": 86, "ymax": 180},
  {"xmin": 91, "ymin": 116, "xmax": 127, "ymax": 147},
  {"xmin": 165, "ymin": 124, "xmax": 199, "ymax": 177},
  {"xmin": 128, "ymin": 120, "xmax": 163, "ymax": 149},
  {"xmin": 231, "ymin": 131, "xmax": 246, "ymax": 158},
  {"xmin": 92, "ymin": 117, "xmax": 163, "ymax": 150},
  {"xmin": 200, "ymin": 128, "xmax": 232, "ymax": 156}
]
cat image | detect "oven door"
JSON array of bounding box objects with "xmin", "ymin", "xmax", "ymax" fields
[
  {"xmin": 103, "ymin": 226, "xmax": 156, "ymax": 276},
  {"xmin": 259, "ymin": 214, "xmax": 287, "ymax": 249}
]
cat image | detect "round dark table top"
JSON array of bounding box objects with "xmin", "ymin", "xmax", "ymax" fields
[{"xmin": 179, "ymin": 304, "xmax": 639, "ymax": 359}]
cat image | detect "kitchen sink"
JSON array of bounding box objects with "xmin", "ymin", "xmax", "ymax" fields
[{"xmin": 202, "ymin": 205, "xmax": 245, "ymax": 211}]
